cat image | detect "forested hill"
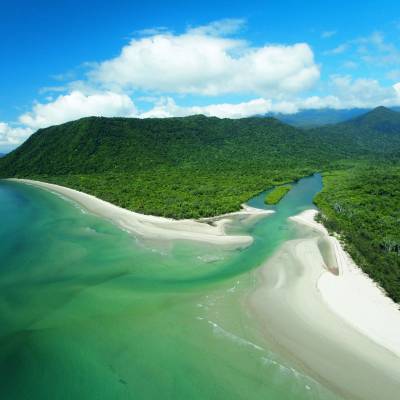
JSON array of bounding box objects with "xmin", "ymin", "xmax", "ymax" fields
[
  {"xmin": 0, "ymin": 115, "xmax": 337, "ymax": 177},
  {"xmin": 0, "ymin": 108, "xmax": 399, "ymax": 219},
  {"xmin": 314, "ymin": 106, "xmax": 400, "ymax": 154},
  {"xmin": 0, "ymin": 115, "xmax": 351, "ymax": 218},
  {"xmin": 347, "ymin": 106, "xmax": 400, "ymax": 133}
]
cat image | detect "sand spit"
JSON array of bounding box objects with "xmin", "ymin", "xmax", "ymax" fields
[{"xmin": 10, "ymin": 179, "xmax": 273, "ymax": 248}]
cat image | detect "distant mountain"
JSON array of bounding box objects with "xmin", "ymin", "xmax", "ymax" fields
[
  {"xmin": 267, "ymin": 108, "xmax": 371, "ymax": 128},
  {"xmin": 0, "ymin": 153, "xmax": 4, "ymax": 158}
]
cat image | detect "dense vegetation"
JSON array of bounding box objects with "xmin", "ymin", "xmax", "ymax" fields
[
  {"xmin": 264, "ymin": 185, "xmax": 292, "ymax": 205},
  {"xmin": 0, "ymin": 115, "xmax": 349, "ymax": 218},
  {"xmin": 0, "ymin": 106, "xmax": 400, "ymax": 302},
  {"xmin": 314, "ymin": 106, "xmax": 400, "ymax": 154},
  {"xmin": 315, "ymin": 164, "xmax": 400, "ymax": 302}
]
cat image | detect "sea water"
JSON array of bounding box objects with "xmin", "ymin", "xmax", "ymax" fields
[{"xmin": 0, "ymin": 175, "xmax": 343, "ymax": 400}]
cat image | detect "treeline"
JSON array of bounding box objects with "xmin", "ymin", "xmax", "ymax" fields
[{"xmin": 29, "ymin": 167, "xmax": 312, "ymax": 219}]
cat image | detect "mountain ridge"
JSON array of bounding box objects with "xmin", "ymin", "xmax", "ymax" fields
[
  {"xmin": 1, "ymin": 107, "xmax": 400, "ymax": 217},
  {"xmin": 0, "ymin": 115, "xmax": 333, "ymax": 218}
]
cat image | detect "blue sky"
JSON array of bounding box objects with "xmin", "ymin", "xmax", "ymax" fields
[{"xmin": 1, "ymin": 0, "xmax": 400, "ymax": 151}]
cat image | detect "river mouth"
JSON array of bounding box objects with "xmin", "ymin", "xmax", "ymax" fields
[{"xmin": 1, "ymin": 174, "xmax": 397, "ymax": 400}]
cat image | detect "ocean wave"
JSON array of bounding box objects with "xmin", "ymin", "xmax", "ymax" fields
[{"xmin": 207, "ymin": 320, "xmax": 264, "ymax": 351}]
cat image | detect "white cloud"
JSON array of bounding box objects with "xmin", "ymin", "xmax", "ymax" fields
[
  {"xmin": 272, "ymin": 77, "xmax": 400, "ymax": 111},
  {"xmin": 391, "ymin": 82, "xmax": 400, "ymax": 97},
  {"xmin": 138, "ymin": 75, "xmax": 400, "ymax": 119},
  {"xmin": 19, "ymin": 90, "xmax": 137, "ymax": 130},
  {"xmin": 328, "ymin": 75, "xmax": 400, "ymax": 108},
  {"xmin": 139, "ymin": 97, "xmax": 274, "ymax": 118},
  {"xmin": 0, "ymin": 122, "xmax": 33, "ymax": 146},
  {"xmin": 139, "ymin": 96, "xmax": 341, "ymax": 119},
  {"xmin": 89, "ymin": 25, "xmax": 319, "ymax": 97}
]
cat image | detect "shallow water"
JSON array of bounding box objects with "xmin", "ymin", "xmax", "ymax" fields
[{"xmin": 0, "ymin": 175, "xmax": 344, "ymax": 400}]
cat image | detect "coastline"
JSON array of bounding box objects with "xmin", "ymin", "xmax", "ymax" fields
[
  {"xmin": 291, "ymin": 209, "xmax": 400, "ymax": 357},
  {"xmin": 8, "ymin": 178, "xmax": 273, "ymax": 247},
  {"xmin": 250, "ymin": 208, "xmax": 400, "ymax": 400}
]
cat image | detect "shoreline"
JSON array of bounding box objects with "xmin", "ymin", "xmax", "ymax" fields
[
  {"xmin": 250, "ymin": 208, "xmax": 400, "ymax": 400},
  {"xmin": 290, "ymin": 209, "xmax": 400, "ymax": 357},
  {"xmin": 8, "ymin": 178, "xmax": 273, "ymax": 247}
]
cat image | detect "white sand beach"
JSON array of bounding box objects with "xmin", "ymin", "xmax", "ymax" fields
[
  {"xmin": 10, "ymin": 179, "xmax": 273, "ymax": 247},
  {"xmin": 291, "ymin": 209, "xmax": 400, "ymax": 358},
  {"xmin": 250, "ymin": 209, "xmax": 400, "ymax": 400}
]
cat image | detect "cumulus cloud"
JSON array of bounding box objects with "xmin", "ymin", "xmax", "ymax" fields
[
  {"xmin": 328, "ymin": 75, "xmax": 400, "ymax": 108},
  {"xmin": 19, "ymin": 90, "xmax": 137, "ymax": 130},
  {"xmin": 139, "ymin": 97, "xmax": 275, "ymax": 118},
  {"xmin": 0, "ymin": 122, "xmax": 33, "ymax": 146},
  {"xmin": 138, "ymin": 75, "xmax": 400, "ymax": 119},
  {"xmin": 284, "ymin": 76, "xmax": 400, "ymax": 111},
  {"xmin": 89, "ymin": 26, "xmax": 319, "ymax": 97},
  {"xmin": 140, "ymin": 96, "xmax": 329, "ymax": 119}
]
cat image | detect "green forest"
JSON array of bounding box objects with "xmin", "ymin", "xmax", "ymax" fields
[
  {"xmin": 0, "ymin": 114, "xmax": 343, "ymax": 218},
  {"xmin": 0, "ymin": 106, "xmax": 399, "ymax": 302},
  {"xmin": 315, "ymin": 164, "xmax": 400, "ymax": 302}
]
